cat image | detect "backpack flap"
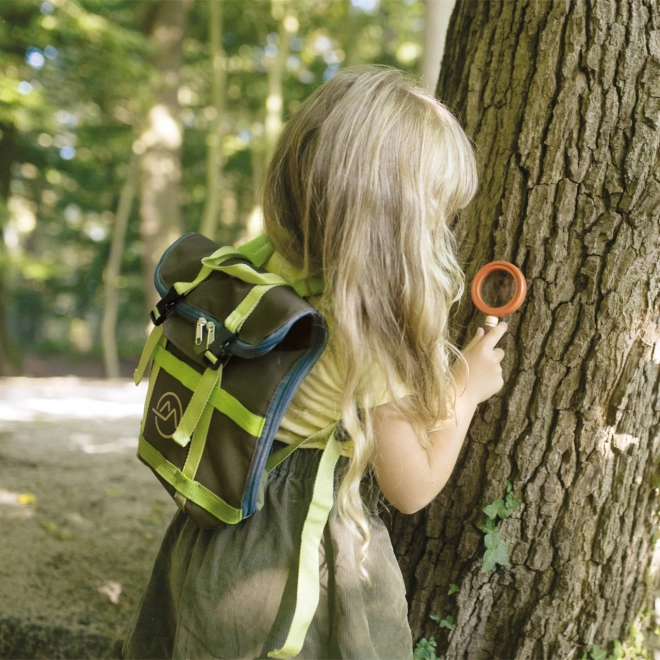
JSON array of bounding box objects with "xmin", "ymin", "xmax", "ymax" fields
[{"xmin": 139, "ymin": 233, "xmax": 328, "ymax": 529}]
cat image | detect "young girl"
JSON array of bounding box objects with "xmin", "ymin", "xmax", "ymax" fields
[{"xmin": 123, "ymin": 65, "xmax": 507, "ymax": 660}]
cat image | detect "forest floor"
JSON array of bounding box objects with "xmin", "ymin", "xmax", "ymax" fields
[
  {"xmin": 0, "ymin": 377, "xmax": 659, "ymax": 660},
  {"xmin": 0, "ymin": 377, "xmax": 172, "ymax": 659}
]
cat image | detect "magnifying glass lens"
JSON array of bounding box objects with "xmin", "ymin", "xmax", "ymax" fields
[
  {"xmin": 480, "ymin": 270, "xmax": 517, "ymax": 308},
  {"xmin": 470, "ymin": 261, "xmax": 527, "ymax": 320}
]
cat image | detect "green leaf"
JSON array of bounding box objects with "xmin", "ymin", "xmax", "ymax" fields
[
  {"xmin": 588, "ymin": 645, "xmax": 607, "ymax": 660},
  {"xmin": 483, "ymin": 524, "xmax": 501, "ymax": 549},
  {"xmin": 439, "ymin": 615, "xmax": 454, "ymax": 630},
  {"xmin": 483, "ymin": 498, "xmax": 508, "ymax": 519},
  {"xmin": 447, "ymin": 583, "xmax": 460, "ymax": 596},
  {"xmin": 40, "ymin": 521, "xmax": 58, "ymax": 535},
  {"xmin": 429, "ymin": 611, "xmax": 442, "ymax": 624},
  {"xmin": 478, "ymin": 517, "xmax": 497, "ymax": 534},
  {"xmin": 611, "ymin": 640, "xmax": 624, "ymax": 660},
  {"xmin": 413, "ymin": 637, "xmax": 437, "ymax": 660},
  {"xmin": 481, "ymin": 531, "xmax": 510, "ymax": 573},
  {"xmin": 506, "ymin": 479, "xmax": 513, "ymax": 493}
]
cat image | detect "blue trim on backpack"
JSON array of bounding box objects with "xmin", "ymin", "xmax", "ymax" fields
[{"xmin": 241, "ymin": 320, "xmax": 328, "ymax": 517}]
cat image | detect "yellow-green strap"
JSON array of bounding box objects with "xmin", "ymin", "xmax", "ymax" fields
[
  {"xmin": 152, "ymin": 344, "xmax": 265, "ymax": 437},
  {"xmin": 171, "ymin": 366, "xmax": 222, "ymax": 447},
  {"xmin": 206, "ymin": 262, "xmax": 287, "ymax": 286},
  {"xmin": 266, "ymin": 424, "xmax": 337, "ymax": 473},
  {"xmin": 264, "ymin": 250, "xmax": 325, "ymax": 298},
  {"xmin": 237, "ymin": 234, "xmax": 275, "ymax": 266},
  {"xmin": 134, "ymin": 325, "xmax": 165, "ymax": 385},
  {"xmin": 173, "ymin": 246, "xmax": 243, "ymax": 296},
  {"xmin": 268, "ymin": 432, "xmax": 342, "ymax": 659},
  {"xmin": 140, "ymin": 361, "xmax": 161, "ymax": 435},
  {"xmin": 225, "ymin": 283, "xmax": 282, "ymax": 334},
  {"xmin": 138, "ymin": 434, "xmax": 243, "ymax": 524},
  {"xmin": 175, "ymin": 401, "xmax": 214, "ymax": 510},
  {"xmin": 182, "ymin": 402, "xmax": 213, "ymax": 479}
]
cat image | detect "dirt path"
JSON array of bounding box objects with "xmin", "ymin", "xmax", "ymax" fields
[
  {"xmin": 1, "ymin": 377, "xmax": 659, "ymax": 659},
  {"xmin": 0, "ymin": 378, "xmax": 173, "ymax": 659}
]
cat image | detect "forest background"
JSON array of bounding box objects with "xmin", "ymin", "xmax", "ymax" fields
[{"xmin": 0, "ymin": 0, "xmax": 449, "ymax": 378}]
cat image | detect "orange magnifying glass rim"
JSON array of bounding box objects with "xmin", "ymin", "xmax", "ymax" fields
[{"xmin": 471, "ymin": 261, "xmax": 527, "ymax": 317}]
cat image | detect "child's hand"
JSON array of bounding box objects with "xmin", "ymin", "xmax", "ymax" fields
[{"xmin": 454, "ymin": 322, "xmax": 507, "ymax": 405}]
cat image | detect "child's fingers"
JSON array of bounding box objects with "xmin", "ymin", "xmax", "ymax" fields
[
  {"xmin": 482, "ymin": 321, "xmax": 508, "ymax": 348},
  {"xmin": 462, "ymin": 327, "xmax": 484, "ymax": 350}
]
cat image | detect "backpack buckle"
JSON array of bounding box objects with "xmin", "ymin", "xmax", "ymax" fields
[
  {"xmin": 150, "ymin": 287, "xmax": 182, "ymax": 326},
  {"xmin": 203, "ymin": 325, "xmax": 238, "ymax": 370}
]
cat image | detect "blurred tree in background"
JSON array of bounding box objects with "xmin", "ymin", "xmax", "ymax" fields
[{"xmin": 0, "ymin": 0, "xmax": 426, "ymax": 377}]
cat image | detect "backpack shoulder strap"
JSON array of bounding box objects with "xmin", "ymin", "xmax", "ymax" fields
[
  {"xmin": 237, "ymin": 233, "xmax": 275, "ymax": 267},
  {"xmin": 238, "ymin": 234, "xmax": 325, "ymax": 298}
]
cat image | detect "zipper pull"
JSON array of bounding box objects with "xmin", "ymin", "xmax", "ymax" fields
[
  {"xmin": 206, "ymin": 321, "xmax": 216, "ymax": 349},
  {"xmin": 195, "ymin": 317, "xmax": 207, "ymax": 345}
]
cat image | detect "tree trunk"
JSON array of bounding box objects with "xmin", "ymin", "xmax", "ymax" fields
[
  {"xmin": 199, "ymin": 0, "xmax": 227, "ymax": 240},
  {"xmin": 239, "ymin": 0, "xmax": 295, "ymax": 244},
  {"xmin": 138, "ymin": 0, "xmax": 190, "ymax": 314},
  {"xmin": 265, "ymin": 0, "xmax": 294, "ymax": 157},
  {"xmin": 343, "ymin": 0, "xmax": 360, "ymax": 68},
  {"xmin": 390, "ymin": 1, "xmax": 660, "ymax": 658},
  {"xmin": 101, "ymin": 154, "xmax": 139, "ymax": 379},
  {"xmin": 421, "ymin": 0, "xmax": 455, "ymax": 92},
  {"xmin": 0, "ymin": 122, "xmax": 17, "ymax": 376}
]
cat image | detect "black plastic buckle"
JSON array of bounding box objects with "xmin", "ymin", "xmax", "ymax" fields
[
  {"xmin": 202, "ymin": 326, "xmax": 238, "ymax": 370},
  {"xmin": 150, "ymin": 287, "xmax": 182, "ymax": 326}
]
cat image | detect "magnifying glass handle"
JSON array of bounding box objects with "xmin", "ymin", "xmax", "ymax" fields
[{"xmin": 484, "ymin": 315, "xmax": 499, "ymax": 329}]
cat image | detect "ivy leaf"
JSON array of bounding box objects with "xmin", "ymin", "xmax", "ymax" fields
[
  {"xmin": 506, "ymin": 479, "xmax": 513, "ymax": 493},
  {"xmin": 413, "ymin": 637, "xmax": 437, "ymax": 660},
  {"xmin": 439, "ymin": 615, "xmax": 454, "ymax": 630},
  {"xmin": 447, "ymin": 583, "xmax": 460, "ymax": 596},
  {"xmin": 588, "ymin": 646, "xmax": 607, "ymax": 660},
  {"xmin": 481, "ymin": 528, "xmax": 510, "ymax": 573},
  {"xmin": 429, "ymin": 611, "xmax": 442, "ymax": 624},
  {"xmin": 483, "ymin": 498, "xmax": 508, "ymax": 520},
  {"xmin": 478, "ymin": 517, "xmax": 497, "ymax": 534}
]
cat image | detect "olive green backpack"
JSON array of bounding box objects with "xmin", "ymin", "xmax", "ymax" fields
[{"xmin": 133, "ymin": 232, "xmax": 344, "ymax": 658}]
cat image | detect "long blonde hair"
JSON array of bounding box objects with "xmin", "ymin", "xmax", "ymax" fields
[{"xmin": 263, "ymin": 66, "xmax": 478, "ymax": 567}]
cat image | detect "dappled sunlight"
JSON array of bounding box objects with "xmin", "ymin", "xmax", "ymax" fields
[
  {"xmin": 97, "ymin": 581, "xmax": 123, "ymax": 604},
  {"xmin": 650, "ymin": 539, "xmax": 660, "ymax": 579},
  {"xmin": 70, "ymin": 432, "xmax": 136, "ymax": 454},
  {"xmin": 611, "ymin": 432, "xmax": 641, "ymax": 453},
  {"xmin": 0, "ymin": 378, "xmax": 147, "ymax": 423}
]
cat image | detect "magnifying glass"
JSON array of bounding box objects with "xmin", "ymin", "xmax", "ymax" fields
[{"xmin": 471, "ymin": 261, "xmax": 527, "ymax": 329}]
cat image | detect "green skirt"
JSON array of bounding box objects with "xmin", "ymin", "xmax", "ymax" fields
[{"xmin": 122, "ymin": 445, "xmax": 413, "ymax": 660}]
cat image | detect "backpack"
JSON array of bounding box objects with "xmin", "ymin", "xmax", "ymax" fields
[{"xmin": 133, "ymin": 232, "xmax": 344, "ymax": 658}]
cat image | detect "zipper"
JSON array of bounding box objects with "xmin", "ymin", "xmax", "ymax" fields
[
  {"xmin": 195, "ymin": 317, "xmax": 206, "ymax": 345},
  {"xmin": 205, "ymin": 321, "xmax": 216, "ymax": 348}
]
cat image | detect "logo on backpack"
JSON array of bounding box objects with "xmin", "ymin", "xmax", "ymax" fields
[{"xmin": 152, "ymin": 392, "xmax": 183, "ymax": 439}]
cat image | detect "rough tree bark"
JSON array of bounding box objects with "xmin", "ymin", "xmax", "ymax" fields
[
  {"xmin": 138, "ymin": 0, "xmax": 190, "ymax": 314},
  {"xmin": 389, "ymin": 1, "xmax": 660, "ymax": 657}
]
